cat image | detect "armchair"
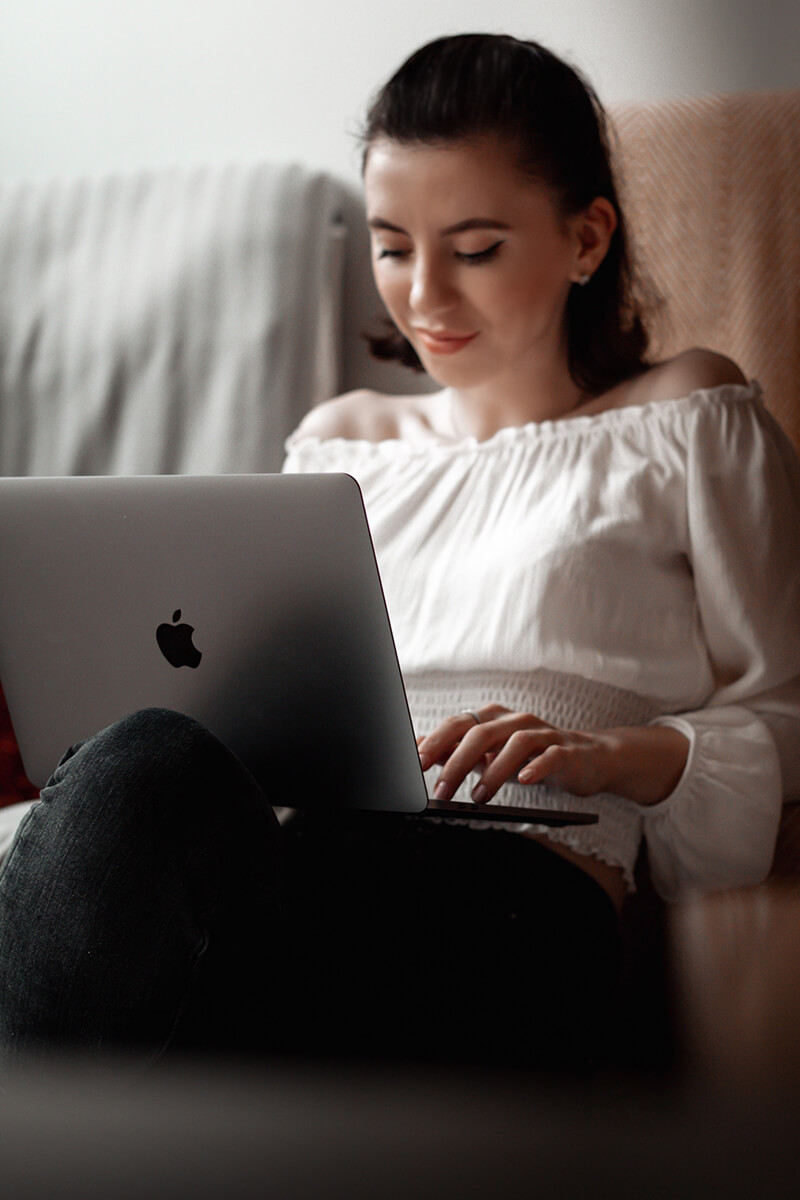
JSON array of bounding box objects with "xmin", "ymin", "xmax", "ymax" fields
[{"xmin": 0, "ymin": 89, "xmax": 799, "ymax": 1086}]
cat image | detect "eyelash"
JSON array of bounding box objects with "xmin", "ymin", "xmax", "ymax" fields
[
  {"xmin": 377, "ymin": 241, "xmax": 504, "ymax": 265},
  {"xmin": 458, "ymin": 241, "xmax": 504, "ymax": 264}
]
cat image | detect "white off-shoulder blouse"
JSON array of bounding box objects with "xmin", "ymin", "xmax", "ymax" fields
[{"xmin": 283, "ymin": 382, "xmax": 800, "ymax": 900}]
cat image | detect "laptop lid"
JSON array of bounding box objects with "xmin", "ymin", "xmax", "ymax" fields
[
  {"xmin": 0, "ymin": 473, "xmax": 433, "ymax": 816},
  {"xmin": 0, "ymin": 473, "xmax": 596, "ymax": 828}
]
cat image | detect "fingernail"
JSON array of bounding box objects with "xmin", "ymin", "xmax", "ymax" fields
[
  {"xmin": 433, "ymin": 780, "xmax": 452, "ymax": 802},
  {"xmin": 472, "ymin": 783, "xmax": 488, "ymax": 804},
  {"xmin": 518, "ymin": 767, "xmax": 533, "ymax": 783},
  {"xmin": 419, "ymin": 751, "xmax": 430, "ymax": 770}
]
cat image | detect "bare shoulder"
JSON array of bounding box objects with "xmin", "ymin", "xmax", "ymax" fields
[
  {"xmin": 636, "ymin": 349, "xmax": 748, "ymax": 404},
  {"xmin": 293, "ymin": 390, "xmax": 445, "ymax": 444},
  {"xmin": 292, "ymin": 390, "xmax": 400, "ymax": 442},
  {"xmin": 580, "ymin": 349, "xmax": 748, "ymax": 418}
]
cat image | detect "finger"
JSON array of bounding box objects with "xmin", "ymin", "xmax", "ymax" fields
[
  {"xmin": 517, "ymin": 743, "xmax": 567, "ymax": 786},
  {"xmin": 518, "ymin": 738, "xmax": 609, "ymax": 796},
  {"xmin": 416, "ymin": 733, "xmax": 454, "ymax": 768},
  {"xmin": 470, "ymin": 729, "xmax": 561, "ymax": 803},
  {"xmin": 431, "ymin": 718, "xmax": 522, "ymax": 800},
  {"xmin": 417, "ymin": 710, "xmax": 491, "ymax": 772}
]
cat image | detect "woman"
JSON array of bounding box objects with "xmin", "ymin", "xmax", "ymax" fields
[
  {"xmin": 285, "ymin": 33, "xmax": 800, "ymax": 902},
  {"xmin": 1, "ymin": 33, "xmax": 799, "ymax": 1073}
]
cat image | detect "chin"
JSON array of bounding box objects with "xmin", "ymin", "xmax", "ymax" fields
[{"xmin": 419, "ymin": 356, "xmax": 492, "ymax": 391}]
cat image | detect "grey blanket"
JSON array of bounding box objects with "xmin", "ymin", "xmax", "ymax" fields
[{"xmin": 0, "ymin": 162, "xmax": 344, "ymax": 476}]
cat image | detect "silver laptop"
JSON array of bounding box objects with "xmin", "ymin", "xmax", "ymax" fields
[{"xmin": 0, "ymin": 473, "xmax": 596, "ymax": 827}]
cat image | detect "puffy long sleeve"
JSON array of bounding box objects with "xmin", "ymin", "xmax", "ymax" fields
[{"xmin": 643, "ymin": 397, "xmax": 800, "ymax": 900}]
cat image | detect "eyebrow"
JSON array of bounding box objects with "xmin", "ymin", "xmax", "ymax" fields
[{"xmin": 367, "ymin": 217, "xmax": 511, "ymax": 236}]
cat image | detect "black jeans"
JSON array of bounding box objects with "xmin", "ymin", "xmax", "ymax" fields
[{"xmin": 0, "ymin": 709, "xmax": 620, "ymax": 1072}]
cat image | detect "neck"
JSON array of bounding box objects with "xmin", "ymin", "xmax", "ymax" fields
[{"xmin": 449, "ymin": 359, "xmax": 586, "ymax": 441}]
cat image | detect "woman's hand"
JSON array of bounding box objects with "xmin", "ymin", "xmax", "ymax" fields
[{"xmin": 417, "ymin": 705, "xmax": 689, "ymax": 808}]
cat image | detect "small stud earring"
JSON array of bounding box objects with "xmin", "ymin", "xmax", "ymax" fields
[{"xmin": 577, "ymin": 273, "xmax": 591, "ymax": 287}]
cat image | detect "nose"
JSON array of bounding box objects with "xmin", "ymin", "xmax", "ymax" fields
[{"xmin": 409, "ymin": 253, "xmax": 456, "ymax": 319}]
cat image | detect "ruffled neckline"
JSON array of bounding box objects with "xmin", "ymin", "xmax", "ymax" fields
[{"xmin": 285, "ymin": 381, "xmax": 762, "ymax": 459}]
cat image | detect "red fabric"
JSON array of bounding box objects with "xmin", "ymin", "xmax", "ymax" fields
[{"xmin": 0, "ymin": 679, "xmax": 38, "ymax": 807}]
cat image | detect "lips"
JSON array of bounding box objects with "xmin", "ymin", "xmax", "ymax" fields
[{"xmin": 414, "ymin": 329, "xmax": 478, "ymax": 355}]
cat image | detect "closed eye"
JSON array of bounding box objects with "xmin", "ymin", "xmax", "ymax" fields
[
  {"xmin": 456, "ymin": 241, "xmax": 504, "ymax": 265},
  {"xmin": 377, "ymin": 241, "xmax": 505, "ymax": 264}
]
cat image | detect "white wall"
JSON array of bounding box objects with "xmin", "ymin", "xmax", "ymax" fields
[{"xmin": 2, "ymin": 0, "xmax": 799, "ymax": 184}]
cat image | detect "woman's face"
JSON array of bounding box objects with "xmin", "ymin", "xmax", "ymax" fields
[{"xmin": 364, "ymin": 136, "xmax": 585, "ymax": 392}]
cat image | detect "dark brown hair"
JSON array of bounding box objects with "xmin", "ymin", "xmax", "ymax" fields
[{"xmin": 360, "ymin": 33, "xmax": 653, "ymax": 395}]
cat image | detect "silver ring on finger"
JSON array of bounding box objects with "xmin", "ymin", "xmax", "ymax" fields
[{"xmin": 461, "ymin": 710, "xmax": 482, "ymax": 726}]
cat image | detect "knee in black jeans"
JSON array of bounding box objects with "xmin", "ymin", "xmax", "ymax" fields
[
  {"xmin": 47, "ymin": 707, "xmax": 257, "ymax": 820},
  {"xmin": 0, "ymin": 708, "xmax": 281, "ymax": 1060}
]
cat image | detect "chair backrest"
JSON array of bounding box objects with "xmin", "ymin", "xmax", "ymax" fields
[{"xmin": 612, "ymin": 89, "xmax": 800, "ymax": 451}]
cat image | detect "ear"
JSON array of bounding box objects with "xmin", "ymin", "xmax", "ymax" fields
[{"xmin": 569, "ymin": 197, "xmax": 618, "ymax": 283}]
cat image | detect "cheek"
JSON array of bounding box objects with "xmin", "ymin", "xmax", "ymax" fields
[
  {"xmin": 374, "ymin": 268, "xmax": 410, "ymax": 325},
  {"xmin": 475, "ymin": 276, "xmax": 532, "ymax": 333},
  {"xmin": 495, "ymin": 264, "xmax": 570, "ymax": 326}
]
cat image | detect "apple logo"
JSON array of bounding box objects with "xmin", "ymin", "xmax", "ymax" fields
[{"xmin": 156, "ymin": 609, "xmax": 202, "ymax": 669}]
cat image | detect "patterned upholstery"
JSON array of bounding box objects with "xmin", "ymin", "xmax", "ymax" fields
[{"xmin": 612, "ymin": 90, "xmax": 800, "ymax": 452}]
